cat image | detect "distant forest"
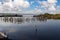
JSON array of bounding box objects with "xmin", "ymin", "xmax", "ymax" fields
[
  {"xmin": 0, "ymin": 13, "xmax": 23, "ymax": 17},
  {"xmin": 0, "ymin": 13, "xmax": 60, "ymax": 19},
  {"xmin": 34, "ymin": 13, "xmax": 60, "ymax": 19}
]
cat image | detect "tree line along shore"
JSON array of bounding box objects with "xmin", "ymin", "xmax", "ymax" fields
[
  {"xmin": 0, "ymin": 13, "xmax": 60, "ymax": 19},
  {"xmin": 33, "ymin": 13, "xmax": 60, "ymax": 19}
]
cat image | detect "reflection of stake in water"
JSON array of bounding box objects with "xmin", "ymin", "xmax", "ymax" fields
[
  {"xmin": 9, "ymin": 17, "xmax": 13, "ymax": 23},
  {"xmin": 3, "ymin": 17, "xmax": 8, "ymax": 22},
  {"xmin": 34, "ymin": 23, "xmax": 38, "ymax": 39}
]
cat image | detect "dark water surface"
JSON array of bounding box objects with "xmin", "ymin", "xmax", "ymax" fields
[{"xmin": 0, "ymin": 17, "xmax": 60, "ymax": 40}]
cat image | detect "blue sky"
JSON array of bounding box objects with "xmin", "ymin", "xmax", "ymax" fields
[
  {"xmin": 57, "ymin": 0, "xmax": 60, "ymax": 5},
  {"xmin": 0, "ymin": 0, "xmax": 60, "ymax": 14},
  {"xmin": 28, "ymin": 0, "xmax": 60, "ymax": 10}
]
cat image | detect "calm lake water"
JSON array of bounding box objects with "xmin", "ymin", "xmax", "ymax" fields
[{"xmin": 0, "ymin": 17, "xmax": 60, "ymax": 40}]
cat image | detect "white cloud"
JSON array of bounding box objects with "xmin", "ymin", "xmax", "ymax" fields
[
  {"xmin": 38, "ymin": 0, "xmax": 57, "ymax": 12},
  {"xmin": 40, "ymin": 1, "xmax": 48, "ymax": 8},
  {"xmin": 13, "ymin": 0, "xmax": 30, "ymax": 8},
  {"xmin": 3, "ymin": 2, "xmax": 13, "ymax": 8},
  {"xmin": 48, "ymin": 6, "xmax": 56, "ymax": 11},
  {"xmin": 25, "ymin": 7, "xmax": 42, "ymax": 15},
  {"xmin": 24, "ymin": 10, "xmax": 42, "ymax": 15},
  {"xmin": 4, "ymin": 0, "xmax": 10, "ymax": 2},
  {"xmin": 0, "ymin": 0, "xmax": 30, "ymax": 13},
  {"xmin": 47, "ymin": 0, "xmax": 57, "ymax": 11},
  {"xmin": 0, "ymin": 0, "xmax": 59, "ymax": 14},
  {"xmin": 56, "ymin": 6, "xmax": 60, "ymax": 10},
  {"xmin": 47, "ymin": 0, "xmax": 57, "ymax": 3},
  {"xmin": 0, "ymin": 2, "xmax": 3, "ymax": 12}
]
